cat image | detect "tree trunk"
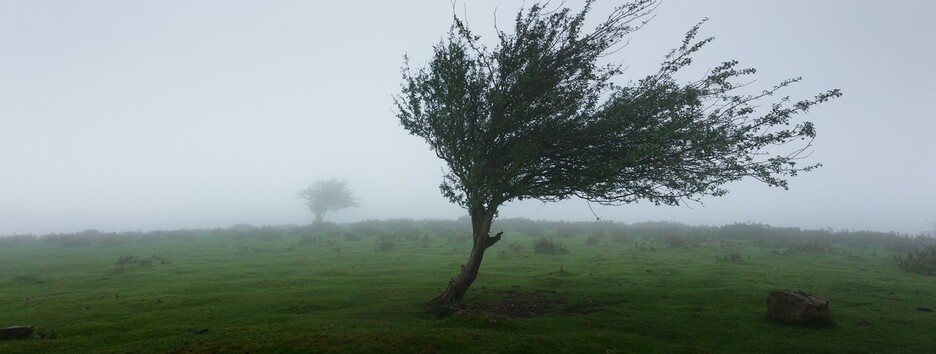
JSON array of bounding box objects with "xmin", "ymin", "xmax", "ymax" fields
[
  {"xmin": 314, "ymin": 211, "xmax": 325, "ymax": 224},
  {"xmin": 428, "ymin": 206, "xmax": 502, "ymax": 310}
]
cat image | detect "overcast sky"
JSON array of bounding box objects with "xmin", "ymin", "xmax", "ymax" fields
[{"xmin": 2, "ymin": 0, "xmax": 934, "ymax": 235}]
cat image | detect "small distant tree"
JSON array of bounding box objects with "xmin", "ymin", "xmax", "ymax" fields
[
  {"xmin": 395, "ymin": 0, "xmax": 840, "ymax": 309},
  {"xmin": 297, "ymin": 179, "xmax": 359, "ymax": 223}
]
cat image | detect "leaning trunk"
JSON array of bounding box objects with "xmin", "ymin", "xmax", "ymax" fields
[{"xmin": 428, "ymin": 207, "xmax": 502, "ymax": 309}]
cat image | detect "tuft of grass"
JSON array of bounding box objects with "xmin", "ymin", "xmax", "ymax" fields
[
  {"xmin": 115, "ymin": 255, "xmax": 170, "ymax": 271},
  {"xmin": 715, "ymin": 253, "xmax": 745, "ymax": 262},
  {"xmin": 533, "ymin": 237, "xmax": 568, "ymax": 255},
  {"xmin": 298, "ymin": 234, "xmax": 335, "ymax": 246}
]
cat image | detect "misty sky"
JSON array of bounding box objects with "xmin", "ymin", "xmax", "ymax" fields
[{"xmin": 2, "ymin": 1, "xmax": 934, "ymax": 235}]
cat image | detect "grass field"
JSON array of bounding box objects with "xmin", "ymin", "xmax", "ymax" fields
[{"xmin": 2, "ymin": 220, "xmax": 935, "ymax": 353}]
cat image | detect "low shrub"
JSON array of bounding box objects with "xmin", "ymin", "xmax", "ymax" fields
[
  {"xmin": 418, "ymin": 235, "xmax": 432, "ymax": 248},
  {"xmin": 349, "ymin": 220, "xmax": 383, "ymax": 239},
  {"xmin": 784, "ymin": 241, "xmax": 834, "ymax": 254},
  {"xmin": 375, "ymin": 235, "xmax": 398, "ymax": 252},
  {"xmin": 507, "ymin": 241, "xmax": 525, "ymax": 252},
  {"xmin": 447, "ymin": 233, "xmax": 471, "ymax": 244},
  {"xmin": 115, "ymin": 255, "xmax": 169, "ymax": 271},
  {"xmin": 226, "ymin": 224, "xmax": 257, "ymax": 240},
  {"xmin": 633, "ymin": 241, "xmax": 657, "ymax": 252},
  {"xmin": 384, "ymin": 219, "xmax": 422, "ymax": 241},
  {"xmin": 101, "ymin": 234, "xmax": 133, "ymax": 247},
  {"xmin": 552, "ymin": 222, "xmax": 587, "ymax": 239},
  {"xmin": 662, "ymin": 235, "xmax": 702, "ymax": 248},
  {"xmin": 585, "ymin": 233, "xmax": 605, "ymax": 245},
  {"xmin": 60, "ymin": 237, "xmax": 93, "ymax": 247},
  {"xmin": 609, "ymin": 230, "xmax": 631, "ymax": 243},
  {"xmin": 299, "ymin": 235, "xmax": 335, "ymax": 246},
  {"xmin": 0, "ymin": 234, "xmax": 38, "ymax": 247},
  {"xmin": 42, "ymin": 232, "xmax": 100, "ymax": 247},
  {"xmin": 533, "ymin": 237, "xmax": 568, "ymax": 255},
  {"xmin": 715, "ymin": 253, "xmax": 745, "ymax": 262},
  {"xmin": 498, "ymin": 241, "xmax": 529, "ymax": 258},
  {"xmin": 894, "ymin": 246, "xmax": 936, "ymax": 276},
  {"xmin": 260, "ymin": 231, "xmax": 283, "ymax": 242}
]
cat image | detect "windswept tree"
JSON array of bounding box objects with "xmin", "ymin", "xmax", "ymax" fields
[
  {"xmin": 297, "ymin": 179, "xmax": 359, "ymax": 223},
  {"xmin": 395, "ymin": 0, "xmax": 840, "ymax": 309}
]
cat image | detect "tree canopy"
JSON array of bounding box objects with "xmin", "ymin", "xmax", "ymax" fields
[
  {"xmin": 395, "ymin": 0, "xmax": 840, "ymax": 308},
  {"xmin": 297, "ymin": 179, "xmax": 359, "ymax": 223}
]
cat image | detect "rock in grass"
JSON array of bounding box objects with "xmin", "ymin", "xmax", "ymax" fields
[
  {"xmin": 0, "ymin": 326, "xmax": 35, "ymax": 340},
  {"xmin": 916, "ymin": 307, "xmax": 934, "ymax": 313},
  {"xmin": 767, "ymin": 289, "xmax": 832, "ymax": 325}
]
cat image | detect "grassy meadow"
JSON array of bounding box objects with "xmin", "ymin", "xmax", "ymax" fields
[{"xmin": 2, "ymin": 220, "xmax": 935, "ymax": 353}]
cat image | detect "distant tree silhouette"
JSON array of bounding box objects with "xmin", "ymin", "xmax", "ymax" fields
[
  {"xmin": 297, "ymin": 179, "xmax": 359, "ymax": 223},
  {"xmin": 395, "ymin": 0, "xmax": 840, "ymax": 309}
]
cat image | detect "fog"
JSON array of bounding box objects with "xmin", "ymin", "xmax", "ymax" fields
[{"xmin": 2, "ymin": 0, "xmax": 934, "ymax": 236}]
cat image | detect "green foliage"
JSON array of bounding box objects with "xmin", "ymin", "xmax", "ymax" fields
[
  {"xmin": 507, "ymin": 241, "xmax": 525, "ymax": 252},
  {"xmin": 396, "ymin": 0, "xmax": 838, "ymax": 304},
  {"xmin": 374, "ymin": 234, "xmax": 398, "ymax": 252},
  {"xmin": 297, "ymin": 178, "xmax": 359, "ymax": 223},
  {"xmin": 715, "ymin": 253, "xmax": 745, "ymax": 262},
  {"xmin": 6, "ymin": 219, "xmax": 930, "ymax": 255},
  {"xmin": 37, "ymin": 229, "xmax": 198, "ymax": 247},
  {"xmin": 417, "ymin": 235, "xmax": 432, "ymax": 248},
  {"xmin": 585, "ymin": 233, "xmax": 605, "ymax": 245},
  {"xmin": 298, "ymin": 234, "xmax": 335, "ymax": 246},
  {"xmin": 447, "ymin": 232, "xmax": 472, "ymax": 244},
  {"xmin": 42, "ymin": 231, "xmax": 95, "ymax": 247},
  {"xmin": 661, "ymin": 234, "xmax": 703, "ymax": 248},
  {"xmin": 633, "ymin": 241, "xmax": 658, "ymax": 252},
  {"xmin": 894, "ymin": 246, "xmax": 936, "ymax": 276},
  {"xmin": 396, "ymin": 0, "xmax": 840, "ymax": 211},
  {"xmin": 784, "ymin": 241, "xmax": 835, "ymax": 254},
  {"xmin": 115, "ymin": 255, "xmax": 170, "ymax": 271},
  {"xmin": 533, "ymin": 237, "xmax": 569, "ymax": 255},
  {"xmin": 349, "ymin": 219, "xmax": 382, "ymax": 233},
  {"xmin": 307, "ymin": 221, "xmax": 343, "ymax": 237},
  {"xmin": 498, "ymin": 241, "xmax": 529, "ymax": 259},
  {"xmin": 0, "ymin": 234, "xmax": 38, "ymax": 247}
]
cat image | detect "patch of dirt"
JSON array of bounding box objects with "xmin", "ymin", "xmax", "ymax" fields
[
  {"xmin": 461, "ymin": 289, "xmax": 618, "ymax": 318},
  {"xmin": 467, "ymin": 289, "xmax": 565, "ymax": 317},
  {"xmin": 560, "ymin": 300, "xmax": 609, "ymax": 315}
]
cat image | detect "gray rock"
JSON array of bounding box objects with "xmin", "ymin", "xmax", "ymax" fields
[
  {"xmin": 0, "ymin": 326, "xmax": 34, "ymax": 341},
  {"xmin": 767, "ymin": 289, "xmax": 832, "ymax": 324}
]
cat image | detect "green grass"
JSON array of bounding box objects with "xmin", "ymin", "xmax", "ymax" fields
[{"xmin": 1, "ymin": 225, "xmax": 935, "ymax": 353}]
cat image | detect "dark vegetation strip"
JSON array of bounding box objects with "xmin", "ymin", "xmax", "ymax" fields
[{"xmin": 4, "ymin": 218, "xmax": 934, "ymax": 253}]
